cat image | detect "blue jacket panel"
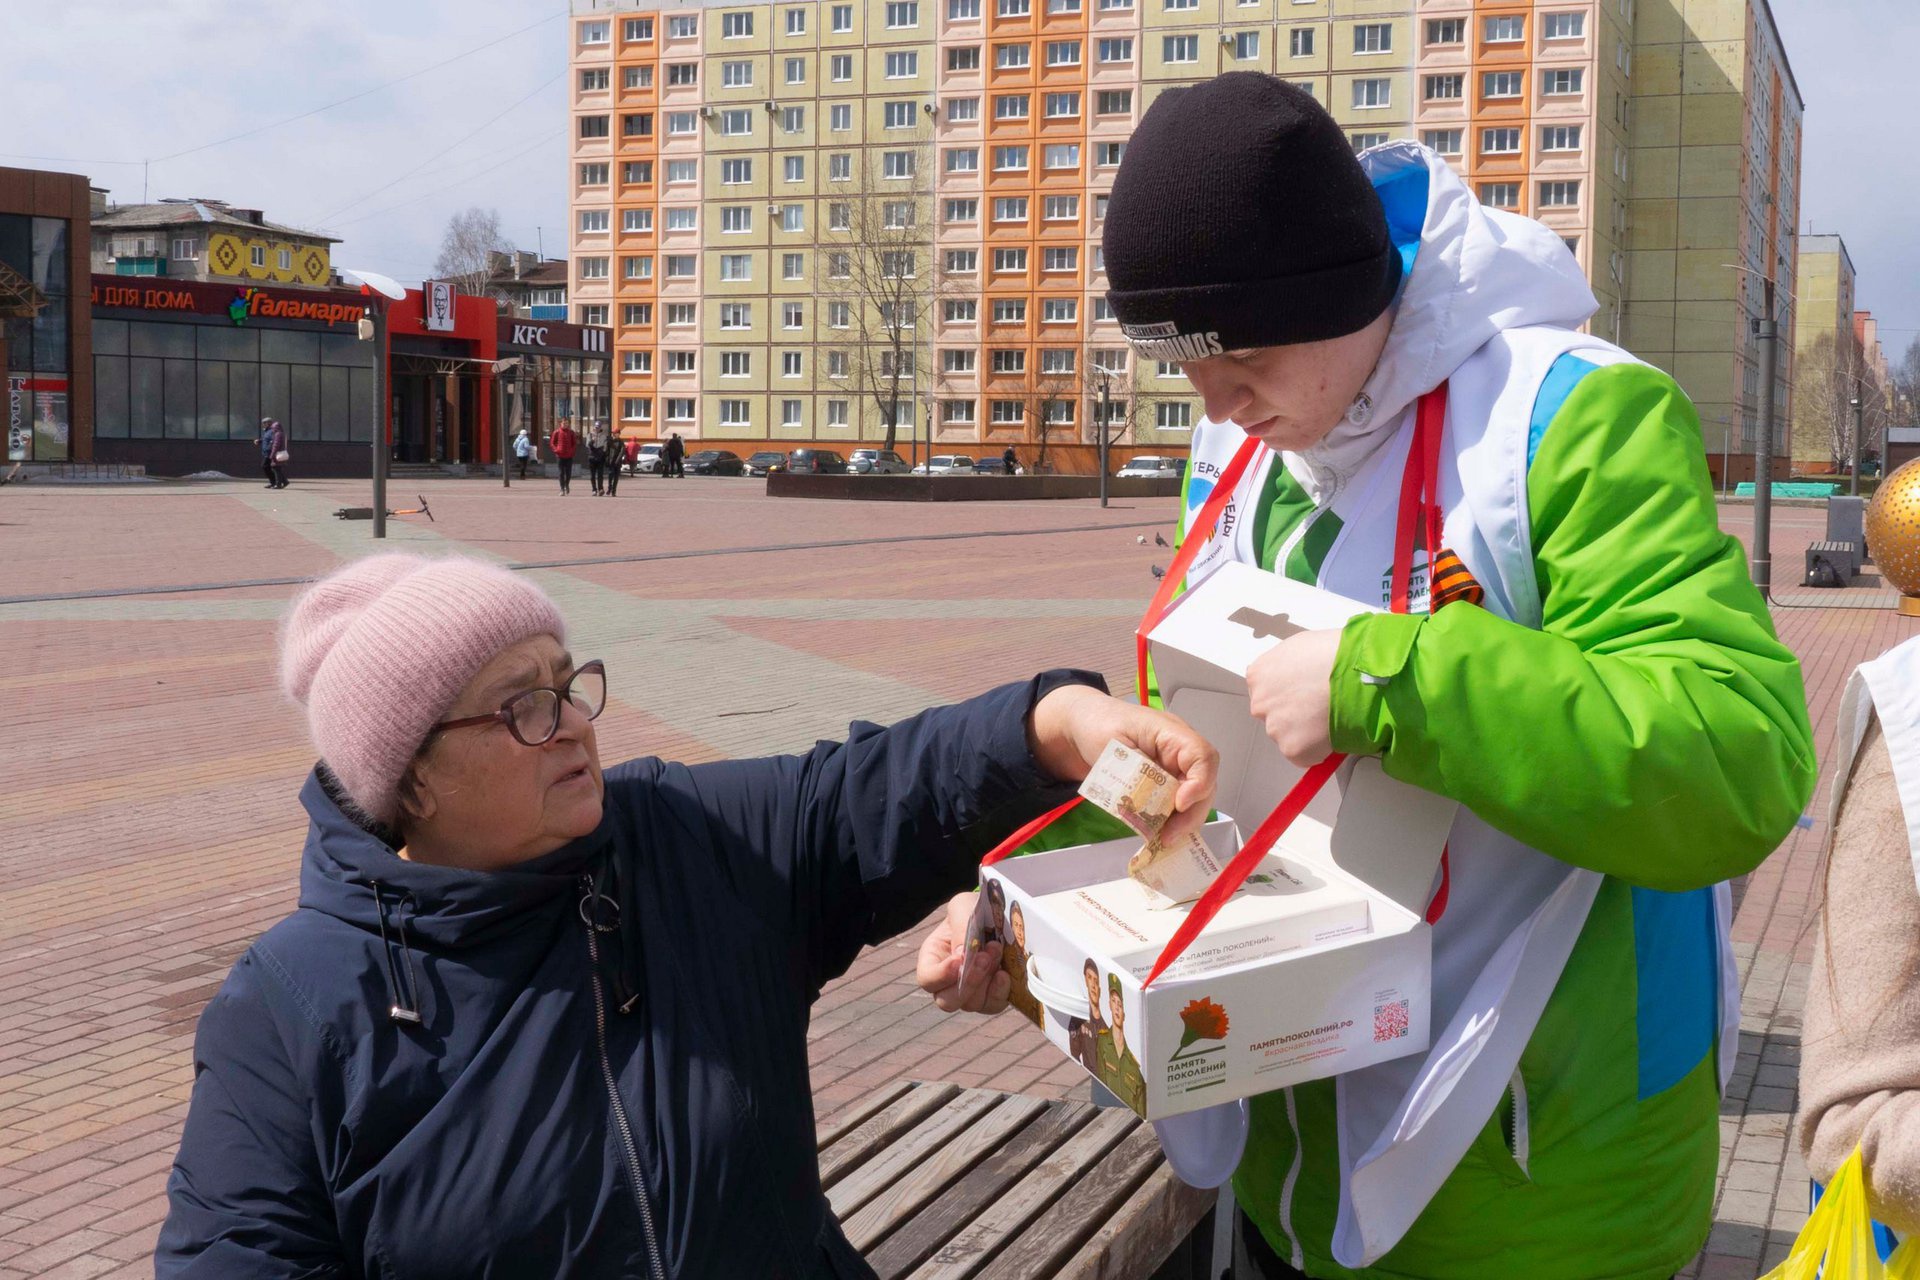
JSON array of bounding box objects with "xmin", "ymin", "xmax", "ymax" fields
[{"xmin": 156, "ymin": 672, "xmax": 1092, "ymax": 1278}]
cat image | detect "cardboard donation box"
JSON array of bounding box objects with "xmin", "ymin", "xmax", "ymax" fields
[{"xmin": 986, "ymin": 562, "xmax": 1458, "ymax": 1120}]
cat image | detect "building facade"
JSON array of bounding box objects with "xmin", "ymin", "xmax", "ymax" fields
[
  {"xmin": 92, "ymin": 197, "xmax": 338, "ymax": 290},
  {"xmin": 2, "ymin": 166, "xmax": 94, "ymax": 466},
  {"xmin": 485, "ymin": 250, "xmax": 573, "ymax": 319},
  {"xmin": 569, "ymin": 0, "xmax": 1799, "ymax": 474},
  {"xmin": 1788, "ymin": 233, "xmax": 1854, "ymax": 469}
]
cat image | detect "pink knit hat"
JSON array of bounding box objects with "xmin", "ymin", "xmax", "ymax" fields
[{"xmin": 280, "ymin": 554, "xmax": 567, "ymax": 824}]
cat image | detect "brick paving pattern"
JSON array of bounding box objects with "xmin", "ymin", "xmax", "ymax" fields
[{"xmin": 0, "ymin": 476, "xmax": 1909, "ymax": 1277}]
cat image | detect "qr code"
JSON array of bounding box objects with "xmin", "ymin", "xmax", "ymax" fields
[{"xmin": 1373, "ymin": 1000, "xmax": 1410, "ymax": 1043}]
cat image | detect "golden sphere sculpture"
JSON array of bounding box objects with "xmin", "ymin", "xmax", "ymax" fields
[{"xmin": 1867, "ymin": 458, "xmax": 1920, "ymax": 615}]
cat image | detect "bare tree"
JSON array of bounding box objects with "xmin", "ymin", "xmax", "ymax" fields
[
  {"xmin": 817, "ymin": 143, "xmax": 939, "ymax": 451},
  {"xmin": 1792, "ymin": 332, "xmax": 1858, "ymax": 470},
  {"xmin": 434, "ymin": 207, "xmax": 513, "ymax": 298},
  {"xmin": 1895, "ymin": 337, "xmax": 1920, "ymax": 430}
]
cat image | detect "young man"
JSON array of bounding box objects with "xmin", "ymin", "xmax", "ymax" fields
[
  {"xmin": 547, "ymin": 420, "xmax": 577, "ymax": 495},
  {"xmin": 920, "ymin": 74, "xmax": 1813, "ymax": 1280}
]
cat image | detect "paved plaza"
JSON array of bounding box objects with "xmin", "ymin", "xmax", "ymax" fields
[{"xmin": 0, "ymin": 474, "xmax": 1911, "ymax": 1278}]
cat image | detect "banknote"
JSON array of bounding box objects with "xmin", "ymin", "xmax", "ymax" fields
[
  {"xmin": 1126, "ymin": 828, "xmax": 1226, "ymax": 910},
  {"xmin": 1077, "ymin": 739, "xmax": 1178, "ymax": 845}
]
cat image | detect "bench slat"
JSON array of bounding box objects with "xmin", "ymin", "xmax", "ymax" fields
[
  {"xmin": 830, "ymin": 1090, "xmax": 1005, "ymax": 1220},
  {"xmin": 820, "ymin": 1083, "xmax": 961, "ymax": 1190},
  {"xmin": 839, "ymin": 1094, "xmax": 1049, "ymax": 1251},
  {"xmin": 1050, "ymin": 1161, "xmax": 1217, "ymax": 1280},
  {"xmin": 866, "ymin": 1099, "xmax": 1097, "ymax": 1280},
  {"xmin": 904, "ymin": 1107, "xmax": 1139, "ymax": 1280},
  {"xmin": 968, "ymin": 1124, "xmax": 1168, "ymax": 1280},
  {"xmin": 818, "ymin": 1080, "xmax": 916, "ymax": 1153}
]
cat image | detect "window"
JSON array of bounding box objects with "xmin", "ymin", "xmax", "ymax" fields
[
  {"xmin": 1352, "ymin": 78, "xmax": 1391, "ymax": 109},
  {"xmin": 579, "ymin": 114, "xmax": 610, "ymax": 139},
  {"xmin": 667, "ymin": 303, "xmax": 696, "ymax": 325},
  {"xmin": 883, "ymin": 201, "xmax": 916, "ymax": 228},
  {"xmin": 785, "ymin": 58, "xmax": 806, "ymax": 85},
  {"xmin": 999, "ymin": 0, "xmax": 1030, "ymax": 13},
  {"xmin": 828, "ymin": 301, "xmax": 851, "ymax": 328},
  {"xmin": 783, "ymin": 302, "xmax": 804, "ymax": 328},
  {"xmin": 1234, "ymin": 31, "xmax": 1259, "ymax": 59},
  {"xmin": 881, "ymin": 250, "xmax": 916, "ymax": 278},
  {"xmin": 994, "ymin": 196, "xmax": 1028, "ymax": 222},
  {"xmin": 950, "ymin": 0, "xmax": 980, "ymax": 17},
  {"xmin": 1043, "ymin": 195, "xmax": 1078, "ymax": 220},
  {"xmin": 1541, "ymin": 125, "xmax": 1582, "ymax": 151},
  {"xmin": 1426, "ymin": 18, "xmax": 1463, "ymax": 45},
  {"xmin": 168, "ymin": 236, "xmax": 198, "ymax": 261},
  {"xmin": 580, "ymin": 19, "xmax": 609, "ymax": 43},
  {"xmin": 885, "ymin": 100, "xmax": 917, "ymax": 128},
  {"xmin": 992, "ymin": 298, "xmax": 1027, "ymax": 323},
  {"xmin": 667, "ymin": 111, "xmax": 698, "ymax": 135},
  {"xmin": 1156, "ymin": 403, "xmax": 1192, "ymax": 430},
  {"xmin": 782, "ymin": 105, "xmax": 804, "ymax": 132},
  {"xmin": 883, "ymin": 150, "xmax": 915, "ymax": 178},
  {"xmin": 581, "ymin": 163, "xmax": 610, "ymax": 187},
  {"xmin": 579, "ymin": 256, "xmax": 609, "ymax": 280},
  {"xmin": 1543, "ymin": 12, "xmax": 1584, "ymax": 39},
  {"xmin": 622, "ymin": 255, "xmax": 653, "ymax": 280},
  {"xmin": 991, "ymin": 401, "xmax": 1023, "ymax": 425},
  {"xmin": 580, "ymin": 209, "xmax": 610, "ymax": 233},
  {"xmin": 830, "ymin": 104, "xmax": 851, "ymax": 131},
  {"xmin": 1089, "ymin": 348, "xmax": 1125, "ymax": 374},
  {"xmin": 1045, "ymin": 40, "xmax": 1081, "ymax": 66},
  {"xmin": 668, "ymin": 14, "xmax": 697, "ymax": 37},
  {"xmin": 831, "ymin": 53, "xmax": 853, "ymax": 80},
  {"xmin": 774, "ymin": 351, "xmax": 799, "ymax": 378},
  {"xmin": 1479, "ymin": 182, "xmax": 1520, "ymax": 209},
  {"xmin": 1098, "ymin": 38, "xmax": 1134, "ymax": 63},
  {"xmin": 1042, "ymin": 400, "xmax": 1073, "ymax": 426},
  {"xmin": 942, "ymin": 400, "xmax": 977, "ymax": 425},
  {"xmin": 1099, "ymin": 0, "xmax": 1133, "ymax": 9},
  {"xmin": 722, "ymin": 61, "xmax": 753, "ymax": 87},
  {"xmin": 1043, "ymin": 299, "xmax": 1078, "ymax": 324},
  {"xmin": 719, "ymin": 400, "xmax": 751, "ymax": 426},
  {"xmin": 1096, "ymin": 142, "xmax": 1125, "ymax": 166},
  {"xmin": 721, "ymin": 158, "xmax": 753, "ymax": 183},
  {"xmin": 1094, "ymin": 193, "xmax": 1110, "ymax": 220},
  {"xmin": 945, "ymin": 300, "xmax": 978, "ymax": 323},
  {"xmin": 579, "ymin": 305, "xmax": 609, "ymax": 326},
  {"xmin": 779, "ymin": 204, "xmax": 803, "ymax": 232},
  {"xmin": 1044, "ymin": 143, "xmax": 1080, "ymax": 169},
  {"xmin": 948, "ymin": 46, "xmax": 981, "ymax": 71},
  {"xmin": 1093, "ymin": 296, "xmax": 1114, "ymax": 321},
  {"xmin": 1163, "ymin": 35, "xmax": 1198, "ymax": 63},
  {"xmin": 622, "ymin": 397, "xmax": 652, "ymax": 422},
  {"xmin": 992, "ymin": 349, "xmax": 1026, "ymax": 374},
  {"xmin": 624, "ymin": 66, "xmax": 653, "ymax": 89},
  {"xmin": 784, "ymin": 155, "xmax": 805, "ymax": 181},
  {"xmin": 719, "ymin": 351, "xmax": 752, "ymax": 379},
  {"xmin": 946, "ymin": 147, "xmax": 980, "ymax": 173},
  {"xmin": 827, "ymin": 400, "xmax": 849, "ymax": 428},
  {"xmin": 1483, "ymin": 71, "xmax": 1523, "ymax": 99},
  {"xmin": 1482, "ymin": 127, "xmax": 1521, "ymax": 155},
  {"xmin": 827, "ymin": 251, "xmax": 851, "ymax": 279},
  {"xmin": 1350, "ymin": 132, "xmax": 1388, "ymax": 151},
  {"xmin": 624, "ymin": 16, "xmax": 653, "ymax": 40},
  {"xmin": 719, "ymin": 303, "xmax": 753, "ymax": 329},
  {"xmin": 781, "ymin": 399, "xmax": 803, "ymax": 428},
  {"xmin": 886, "ymin": 0, "xmax": 918, "ymax": 26},
  {"xmin": 666, "ymin": 254, "xmax": 698, "ymax": 278},
  {"xmin": 995, "ymin": 93, "xmax": 1029, "ymax": 120},
  {"xmin": 832, "ymin": 3, "xmax": 853, "ymax": 29},
  {"xmin": 623, "ymin": 160, "xmax": 652, "ymax": 184},
  {"xmin": 280, "ymin": 248, "xmax": 296, "ymax": 271},
  {"xmin": 944, "ymin": 249, "xmax": 979, "ymax": 274},
  {"xmin": 719, "ymin": 254, "xmax": 753, "ymax": 281},
  {"xmin": 1352, "ymin": 23, "xmax": 1391, "ymax": 54},
  {"xmin": 879, "ymin": 350, "xmax": 913, "ymax": 377},
  {"xmin": 993, "ymin": 146, "xmax": 1028, "ymax": 171},
  {"xmin": 667, "ymin": 351, "xmax": 697, "ymax": 373},
  {"xmin": 1096, "ymin": 90, "xmax": 1132, "ymax": 116},
  {"xmin": 886, "ymin": 50, "xmax": 918, "ymax": 78},
  {"xmin": 623, "ymin": 350, "xmax": 653, "ymax": 374},
  {"xmin": 1425, "ymin": 74, "xmax": 1463, "ymax": 101},
  {"xmin": 828, "ymin": 351, "xmax": 849, "ymax": 377},
  {"xmin": 947, "ymin": 96, "xmax": 980, "ymax": 122},
  {"xmin": 1561, "ymin": 235, "xmax": 1579, "ymax": 257},
  {"xmin": 787, "ymin": 6, "xmax": 806, "ymax": 32},
  {"xmin": 828, "ymin": 202, "xmax": 851, "ymax": 230},
  {"xmin": 665, "ymin": 398, "xmax": 695, "ymax": 421},
  {"xmin": 942, "ymin": 349, "xmax": 977, "ymax": 374},
  {"xmin": 1420, "ymin": 128, "xmax": 1462, "ymax": 155},
  {"xmin": 1165, "ymin": 0, "xmax": 1197, "ymax": 10},
  {"xmin": 581, "ymin": 68, "xmax": 610, "ymax": 92},
  {"xmin": 666, "ymin": 206, "xmax": 697, "ymax": 230},
  {"xmin": 783, "ymin": 252, "xmax": 804, "ymax": 278},
  {"xmin": 1543, "ymin": 68, "xmax": 1584, "ymax": 95},
  {"xmin": 1050, "ymin": 0, "xmax": 1081, "ymax": 11},
  {"xmin": 1042, "ymin": 246, "xmax": 1077, "ymax": 272},
  {"xmin": 720, "ymin": 108, "xmax": 754, "ymax": 135},
  {"xmin": 1289, "ymin": 28, "xmax": 1314, "ymax": 57},
  {"xmin": 1538, "ymin": 180, "xmax": 1580, "ymax": 207},
  {"xmin": 1483, "ymin": 15, "xmax": 1524, "ymax": 42},
  {"xmin": 996, "ymin": 43, "xmax": 1030, "ymax": 69},
  {"xmin": 993, "ymin": 247, "xmax": 1028, "ymax": 273}
]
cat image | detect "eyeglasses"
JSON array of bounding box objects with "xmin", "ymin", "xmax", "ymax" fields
[{"xmin": 431, "ymin": 660, "xmax": 607, "ymax": 747}]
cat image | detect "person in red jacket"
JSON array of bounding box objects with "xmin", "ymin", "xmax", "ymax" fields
[{"xmin": 546, "ymin": 420, "xmax": 578, "ymax": 495}]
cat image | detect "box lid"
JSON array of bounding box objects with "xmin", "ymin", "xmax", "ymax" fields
[{"xmin": 1148, "ymin": 561, "xmax": 1457, "ymax": 917}]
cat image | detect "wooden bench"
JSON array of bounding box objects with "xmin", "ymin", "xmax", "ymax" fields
[{"xmin": 822, "ymin": 1080, "xmax": 1217, "ymax": 1280}]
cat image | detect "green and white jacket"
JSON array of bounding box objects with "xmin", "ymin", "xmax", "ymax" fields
[{"xmin": 1038, "ymin": 142, "xmax": 1815, "ymax": 1279}]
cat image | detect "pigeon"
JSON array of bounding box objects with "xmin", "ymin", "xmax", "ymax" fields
[
  {"xmin": 1150, "ymin": 565, "xmax": 1166, "ymax": 579},
  {"xmin": 1155, "ymin": 532, "xmax": 1170, "ymax": 547},
  {"xmin": 1136, "ymin": 535, "xmax": 1147, "ymax": 545}
]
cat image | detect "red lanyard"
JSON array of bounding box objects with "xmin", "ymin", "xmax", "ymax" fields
[{"xmin": 985, "ymin": 386, "xmax": 1452, "ymax": 986}]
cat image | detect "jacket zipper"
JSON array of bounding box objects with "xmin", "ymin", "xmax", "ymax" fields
[{"xmin": 580, "ymin": 875, "xmax": 668, "ymax": 1280}]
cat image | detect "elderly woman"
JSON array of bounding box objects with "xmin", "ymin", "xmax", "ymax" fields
[{"xmin": 155, "ymin": 554, "xmax": 1216, "ymax": 1277}]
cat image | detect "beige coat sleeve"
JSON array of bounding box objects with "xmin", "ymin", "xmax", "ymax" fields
[{"xmin": 1799, "ymin": 719, "xmax": 1920, "ymax": 1235}]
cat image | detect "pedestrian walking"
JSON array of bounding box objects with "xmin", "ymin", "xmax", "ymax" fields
[
  {"xmin": 586, "ymin": 420, "xmax": 610, "ymax": 496},
  {"xmin": 547, "ymin": 419, "xmax": 577, "ymax": 495},
  {"xmin": 665, "ymin": 431, "xmax": 685, "ymax": 479},
  {"xmin": 1002, "ymin": 445, "xmax": 1018, "ymax": 477},
  {"xmin": 605, "ymin": 433, "xmax": 622, "ymax": 497},
  {"xmin": 512, "ymin": 428, "xmax": 533, "ymax": 480},
  {"xmin": 153, "ymin": 552, "xmax": 1215, "ymax": 1276},
  {"xmin": 256, "ymin": 418, "xmax": 289, "ymax": 489}
]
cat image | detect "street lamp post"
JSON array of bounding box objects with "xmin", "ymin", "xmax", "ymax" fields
[
  {"xmin": 1095, "ymin": 367, "xmax": 1113, "ymax": 508},
  {"xmin": 1850, "ymin": 393, "xmax": 1863, "ymax": 496},
  {"xmin": 1752, "ymin": 277, "xmax": 1778, "ymax": 599},
  {"xmin": 339, "ymin": 268, "xmax": 408, "ymax": 540}
]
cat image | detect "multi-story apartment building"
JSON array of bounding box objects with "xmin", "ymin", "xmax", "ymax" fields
[
  {"xmin": 91, "ymin": 196, "xmax": 338, "ymax": 290},
  {"xmin": 570, "ymin": 0, "xmax": 1799, "ymax": 476},
  {"xmin": 1788, "ymin": 233, "xmax": 1855, "ymax": 469}
]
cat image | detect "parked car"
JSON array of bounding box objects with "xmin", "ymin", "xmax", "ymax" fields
[
  {"xmin": 849, "ymin": 448, "xmax": 912, "ymax": 475},
  {"xmin": 628, "ymin": 442, "xmax": 667, "ymax": 475},
  {"xmin": 686, "ymin": 449, "xmax": 745, "ymax": 476},
  {"xmin": 911, "ymin": 455, "xmax": 977, "ymax": 476},
  {"xmin": 745, "ymin": 450, "xmax": 787, "ymax": 476},
  {"xmin": 971, "ymin": 456, "xmax": 1022, "ymax": 475},
  {"xmin": 1115, "ymin": 455, "xmax": 1187, "ymax": 480},
  {"xmin": 785, "ymin": 448, "xmax": 850, "ymax": 474}
]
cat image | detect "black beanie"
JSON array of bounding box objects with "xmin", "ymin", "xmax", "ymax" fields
[{"xmin": 1103, "ymin": 73, "xmax": 1401, "ymax": 361}]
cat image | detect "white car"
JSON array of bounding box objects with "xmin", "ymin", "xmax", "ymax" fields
[
  {"xmin": 910, "ymin": 455, "xmax": 977, "ymax": 476},
  {"xmin": 628, "ymin": 442, "xmax": 667, "ymax": 474},
  {"xmin": 1115, "ymin": 455, "xmax": 1187, "ymax": 480}
]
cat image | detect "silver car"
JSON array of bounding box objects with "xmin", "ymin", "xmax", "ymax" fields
[
  {"xmin": 1114, "ymin": 455, "xmax": 1187, "ymax": 480},
  {"xmin": 849, "ymin": 448, "xmax": 912, "ymax": 474},
  {"xmin": 910, "ymin": 455, "xmax": 977, "ymax": 476}
]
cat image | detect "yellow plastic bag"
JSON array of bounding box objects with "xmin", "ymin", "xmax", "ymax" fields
[{"xmin": 1763, "ymin": 1147, "xmax": 1920, "ymax": 1279}]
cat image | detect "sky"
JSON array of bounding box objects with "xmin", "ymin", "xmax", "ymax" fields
[{"xmin": 1, "ymin": 0, "xmax": 1913, "ymax": 368}]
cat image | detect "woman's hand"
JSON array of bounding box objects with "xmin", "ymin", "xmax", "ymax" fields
[
  {"xmin": 915, "ymin": 892, "xmax": 1009, "ymax": 1014},
  {"xmin": 1027, "ymin": 684, "xmax": 1220, "ymax": 845},
  {"xmin": 1245, "ymin": 629, "xmax": 1342, "ymax": 767}
]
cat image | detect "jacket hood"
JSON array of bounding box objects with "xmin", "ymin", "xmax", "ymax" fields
[
  {"xmin": 1294, "ymin": 142, "xmax": 1599, "ymax": 497},
  {"xmin": 296, "ymin": 766, "xmax": 613, "ymax": 951}
]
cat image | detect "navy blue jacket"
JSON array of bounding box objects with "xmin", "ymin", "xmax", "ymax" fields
[{"xmin": 156, "ymin": 673, "xmax": 1092, "ymax": 1278}]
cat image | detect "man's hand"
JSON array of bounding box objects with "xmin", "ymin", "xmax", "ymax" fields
[
  {"xmin": 916, "ymin": 892, "xmax": 1009, "ymax": 1014},
  {"xmin": 1027, "ymin": 684, "xmax": 1219, "ymax": 844},
  {"xmin": 1245, "ymin": 629, "xmax": 1343, "ymax": 767}
]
